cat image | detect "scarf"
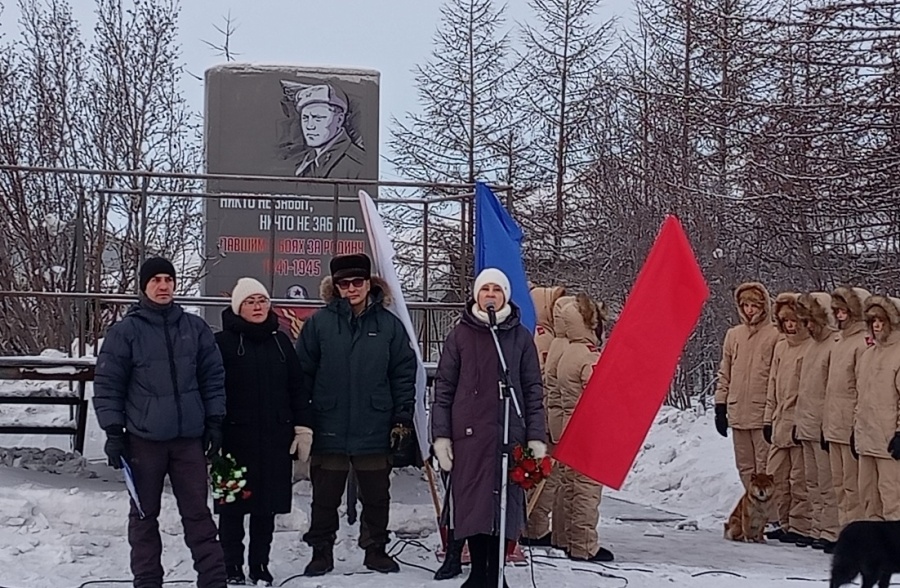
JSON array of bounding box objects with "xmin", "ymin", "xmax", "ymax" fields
[{"xmin": 470, "ymin": 303, "xmax": 512, "ymax": 325}]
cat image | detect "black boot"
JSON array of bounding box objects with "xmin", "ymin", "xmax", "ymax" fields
[
  {"xmin": 484, "ymin": 535, "xmax": 510, "ymax": 588},
  {"xmin": 225, "ymin": 565, "xmax": 245, "ymax": 585},
  {"xmin": 248, "ymin": 564, "xmax": 273, "ymax": 586},
  {"xmin": 462, "ymin": 535, "xmax": 488, "ymax": 588},
  {"xmin": 434, "ymin": 533, "xmax": 464, "ymax": 580},
  {"xmin": 364, "ymin": 544, "xmax": 400, "ymax": 573},
  {"xmin": 519, "ymin": 533, "xmax": 553, "ymax": 547},
  {"xmin": 304, "ymin": 544, "xmax": 334, "ymax": 577}
]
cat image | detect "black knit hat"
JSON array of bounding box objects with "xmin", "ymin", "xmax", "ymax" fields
[
  {"xmin": 139, "ymin": 257, "xmax": 176, "ymax": 292},
  {"xmin": 330, "ymin": 253, "xmax": 371, "ymax": 281}
]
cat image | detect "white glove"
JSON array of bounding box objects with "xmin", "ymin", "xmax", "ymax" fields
[
  {"xmin": 289, "ymin": 426, "xmax": 313, "ymax": 462},
  {"xmin": 528, "ymin": 440, "xmax": 548, "ymax": 460},
  {"xmin": 433, "ymin": 437, "xmax": 453, "ymax": 472}
]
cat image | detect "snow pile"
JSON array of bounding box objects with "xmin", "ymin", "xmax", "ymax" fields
[
  {"xmin": 0, "ymin": 447, "xmax": 95, "ymax": 477},
  {"xmin": 609, "ymin": 405, "xmax": 744, "ymax": 529}
]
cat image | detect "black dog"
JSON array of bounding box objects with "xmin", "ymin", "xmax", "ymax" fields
[{"xmin": 831, "ymin": 520, "xmax": 900, "ymax": 588}]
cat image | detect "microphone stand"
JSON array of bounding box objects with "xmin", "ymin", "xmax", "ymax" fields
[{"xmin": 487, "ymin": 305, "xmax": 523, "ymax": 588}]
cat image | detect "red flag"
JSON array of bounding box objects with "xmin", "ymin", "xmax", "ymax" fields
[{"xmin": 553, "ymin": 216, "xmax": 709, "ymax": 490}]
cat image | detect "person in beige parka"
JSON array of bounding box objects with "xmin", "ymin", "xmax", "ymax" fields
[
  {"xmin": 764, "ymin": 293, "xmax": 812, "ymax": 545},
  {"xmin": 556, "ymin": 293, "xmax": 613, "ymax": 562},
  {"xmin": 794, "ymin": 292, "xmax": 840, "ymax": 551},
  {"xmin": 522, "ymin": 285, "xmax": 567, "ymax": 546},
  {"xmin": 853, "ymin": 295, "xmax": 900, "ymax": 521},
  {"xmin": 823, "ymin": 286, "xmax": 871, "ymax": 526},
  {"xmin": 714, "ymin": 282, "xmax": 780, "ymax": 491},
  {"xmin": 530, "ymin": 285, "xmax": 567, "ymax": 370},
  {"xmin": 521, "ymin": 294, "xmax": 575, "ymax": 549}
]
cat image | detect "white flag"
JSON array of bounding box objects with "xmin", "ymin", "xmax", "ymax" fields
[{"xmin": 358, "ymin": 190, "xmax": 430, "ymax": 461}]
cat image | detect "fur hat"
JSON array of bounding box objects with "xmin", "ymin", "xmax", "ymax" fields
[
  {"xmin": 139, "ymin": 257, "xmax": 176, "ymax": 292},
  {"xmin": 473, "ymin": 268, "xmax": 511, "ymax": 305},
  {"xmin": 330, "ymin": 253, "xmax": 372, "ymax": 281},
  {"xmin": 230, "ymin": 277, "xmax": 269, "ymax": 314}
]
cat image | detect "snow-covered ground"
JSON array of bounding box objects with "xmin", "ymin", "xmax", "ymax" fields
[{"xmin": 0, "ymin": 387, "xmax": 840, "ymax": 588}]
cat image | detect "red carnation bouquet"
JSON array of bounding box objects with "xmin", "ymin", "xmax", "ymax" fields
[
  {"xmin": 210, "ymin": 453, "xmax": 252, "ymax": 505},
  {"xmin": 509, "ymin": 444, "xmax": 552, "ymax": 490}
]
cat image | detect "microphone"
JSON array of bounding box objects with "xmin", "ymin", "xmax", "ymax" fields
[{"xmin": 486, "ymin": 301, "xmax": 498, "ymax": 327}]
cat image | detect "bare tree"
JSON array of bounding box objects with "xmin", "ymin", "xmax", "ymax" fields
[
  {"xmin": 515, "ymin": 0, "xmax": 617, "ymax": 277},
  {"xmin": 0, "ymin": 0, "xmax": 202, "ymax": 354},
  {"xmin": 387, "ymin": 0, "xmax": 514, "ymax": 300},
  {"xmin": 202, "ymin": 11, "xmax": 240, "ymax": 62}
]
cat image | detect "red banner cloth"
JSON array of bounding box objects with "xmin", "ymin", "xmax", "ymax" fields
[{"xmin": 554, "ymin": 216, "xmax": 709, "ymax": 490}]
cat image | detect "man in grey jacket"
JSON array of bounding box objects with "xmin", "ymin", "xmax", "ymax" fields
[{"xmin": 94, "ymin": 257, "xmax": 227, "ymax": 588}]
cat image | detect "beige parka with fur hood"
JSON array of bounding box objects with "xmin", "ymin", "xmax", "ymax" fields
[
  {"xmin": 531, "ymin": 286, "xmax": 567, "ymax": 370},
  {"xmin": 545, "ymin": 296, "xmax": 576, "ymax": 444},
  {"xmin": 794, "ymin": 292, "xmax": 840, "ymax": 442},
  {"xmin": 765, "ymin": 293, "xmax": 811, "ymax": 448},
  {"xmin": 823, "ymin": 286, "xmax": 872, "ymax": 444},
  {"xmin": 715, "ymin": 282, "xmax": 780, "ymax": 429},
  {"xmin": 854, "ymin": 296, "xmax": 900, "ymax": 459},
  {"xmin": 556, "ymin": 295, "xmax": 606, "ymax": 437}
]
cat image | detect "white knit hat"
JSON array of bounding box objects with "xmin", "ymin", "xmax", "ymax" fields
[
  {"xmin": 231, "ymin": 277, "xmax": 270, "ymax": 314},
  {"xmin": 473, "ymin": 268, "xmax": 511, "ymax": 305}
]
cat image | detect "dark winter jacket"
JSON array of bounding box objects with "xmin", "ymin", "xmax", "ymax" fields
[
  {"xmin": 214, "ymin": 309, "xmax": 312, "ymax": 514},
  {"xmin": 294, "ymin": 276, "xmax": 417, "ymax": 456},
  {"xmin": 431, "ymin": 302, "xmax": 546, "ymax": 540},
  {"xmin": 93, "ymin": 299, "xmax": 226, "ymax": 441}
]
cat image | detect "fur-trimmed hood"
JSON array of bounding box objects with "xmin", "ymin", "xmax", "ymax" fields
[
  {"xmin": 796, "ymin": 292, "xmax": 838, "ymax": 341},
  {"xmin": 551, "ymin": 295, "xmax": 576, "ymax": 339},
  {"xmin": 560, "ymin": 293, "xmax": 602, "ymax": 344},
  {"xmin": 734, "ymin": 282, "xmax": 772, "ymax": 327},
  {"xmin": 772, "ymin": 292, "xmax": 799, "ymax": 331},
  {"xmin": 831, "ymin": 286, "xmax": 871, "ymax": 326},
  {"xmin": 319, "ymin": 275, "xmax": 393, "ymax": 307},
  {"xmin": 863, "ymin": 295, "xmax": 900, "ymax": 344},
  {"xmin": 531, "ymin": 285, "xmax": 566, "ymax": 331}
]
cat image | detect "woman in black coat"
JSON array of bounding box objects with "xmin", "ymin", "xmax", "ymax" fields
[{"xmin": 214, "ymin": 277, "xmax": 313, "ymax": 586}]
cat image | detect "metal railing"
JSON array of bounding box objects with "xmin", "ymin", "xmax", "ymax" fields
[{"xmin": 0, "ymin": 165, "xmax": 500, "ymax": 356}]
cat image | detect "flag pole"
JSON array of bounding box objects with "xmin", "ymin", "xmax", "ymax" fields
[
  {"xmin": 525, "ymin": 478, "xmax": 547, "ymax": 519},
  {"xmin": 424, "ymin": 461, "xmax": 443, "ymax": 528}
]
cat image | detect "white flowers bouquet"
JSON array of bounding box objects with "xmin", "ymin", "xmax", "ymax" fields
[{"xmin": 209, "ymin": 453, "xmax": 251, "ymax": 504}]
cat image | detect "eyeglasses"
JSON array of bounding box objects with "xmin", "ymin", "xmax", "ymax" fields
[
  {"xmin": 336, "ymin": 278, "xmax": 366, "ymax": 290},
  {"xmin": 242, "ymin": 297, "xmax": 270, "ymax": 308}
]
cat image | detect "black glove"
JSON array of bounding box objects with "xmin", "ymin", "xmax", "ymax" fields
[
  {"xmin": 203, "ymin": 416, "xmax": 223, "ymax": 459},
  {"xmin": 821, "ymin": 432, "xmax": 829, "ymax": 453},
  {"xmin": 850, "ymin": 432, "xmax": 859, "ymax": 460},
  {"xmin": 791, "ymin": 426, "xmax": 800, "ymax": 446},
  {"xmin": 888, "ymin": 432, "xmax": 900, "ymax": 460},
  {"xmin": 763, "ymin": 424, "xmax": 772, "ymax": 445},
  {"xmin": 103, "ymin": 426, "xmax": 127, "ymax": 469},
  {"xmin": 714, "ymin": 404, "xmax": 728, "ymax": 437},
  {"xmin": 390, "ymin": 416, "xmax": 414, "ymax": 452}
]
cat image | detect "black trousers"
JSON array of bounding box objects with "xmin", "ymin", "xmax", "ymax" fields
[
  {"xmin": 127, "ymin": 436, "xmax": 226, "ymax": 588},
  {"xmin": 302, "ymin": 454, "xmax": 391, "ymax": 549},
  {"xmin": 218, "ymin": 512, "xmax": 276, "ymax": 568}
]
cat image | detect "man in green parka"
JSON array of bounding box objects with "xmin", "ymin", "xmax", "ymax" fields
[{"xmin": 296, "ymin": 253, "xmax": 417, "ymax": 577}]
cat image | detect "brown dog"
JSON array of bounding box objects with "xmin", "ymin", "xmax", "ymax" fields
[{"xmin": 724, "ymin": 473, "xmax": 775, "ymax": 543}]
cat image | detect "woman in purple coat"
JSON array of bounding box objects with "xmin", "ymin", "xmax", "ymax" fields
[{"xmin": 432, "ymin": 268, "xmax": 547, "ymax": 588}]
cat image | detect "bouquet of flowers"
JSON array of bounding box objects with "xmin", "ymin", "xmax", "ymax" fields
[
  {"xmin": 209, "ymin": 453, "xmax": 252, "ymax": 505},
  {"xmin": 509, "ymin": 444, "xmax": 552, "ymax": 490}
]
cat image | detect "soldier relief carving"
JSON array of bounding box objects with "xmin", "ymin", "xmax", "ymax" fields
[{"xmin": 279, "ymin": 80, "xmax": 366, "ymax": 179}]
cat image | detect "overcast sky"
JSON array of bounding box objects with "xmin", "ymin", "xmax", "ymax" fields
[{"xmin": 3, "ymin": 0, "xmax": 633, "ymax": 179}]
